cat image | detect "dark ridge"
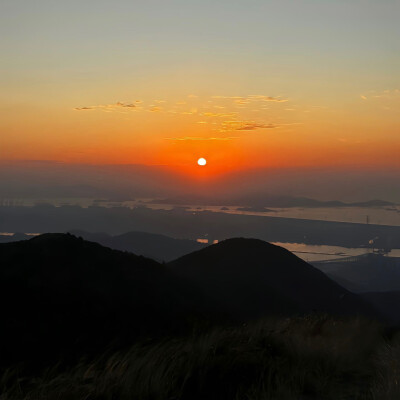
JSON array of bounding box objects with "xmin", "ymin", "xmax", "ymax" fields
[
  {"xmin": 0, "ymin": 233, "xmax": 208, "ymax": 368},
  {"xmin": 68, "ymin": 229, "xmax": 207, "ymax": 261},
  {"xmin": 0, "ymin": 234, "xmax": 384, "ymax": 374},
  {"xmin": 168, "ymin": 238, "xmax": 379, "ymax": 321}
]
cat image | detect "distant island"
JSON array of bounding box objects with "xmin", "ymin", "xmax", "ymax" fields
[
  {"xmin": 236, "ymin": 206, "xmax": 276, "ymax": 212},
  {"xmin": 148, "ymin": 195, "xmax": 397, "ymax": 209}
]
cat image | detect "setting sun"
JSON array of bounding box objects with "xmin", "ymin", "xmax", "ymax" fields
[{"xmin": 197, "ymin": 158, "xmax": 207, "ymax": 166}]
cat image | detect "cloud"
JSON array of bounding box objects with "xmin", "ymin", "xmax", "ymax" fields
[
  {"xmin": 164, "ymin": 136, "xmax": 239, "ymax": 141},
  {"xmin": 74, "ymin": 93, "xmax": 291, "ymax": 130},
  {"xmin": 74, "ymin": 102, "xmax": 139, "ymax": 111},
  {"xmin": 221, "ymin": 121, "xmax": 279, "ymax": 131},
  {"xmin": 212, "ymin": 95, "xmax": 288, "ymax": 103},
  {"xmin": 201, "ymin": 112, "xmax": 237, "ymax": 118},
  {"xmin": 237, "ymin": 123, "xmax": 278, "ymax": 131},
  {"xmin": 181, "ymin": 108, "xmax": 199, "ymax": 115},
  {"xmin": 248, "ymin": 95, "xmax": 288, "ymax": 103},
  {"xmin": 360, "ymin": 89, "xmax": 400, "ymax": 101},
  {"xmin": 212, "ymin": 96, "xmax": 243, "ymax": 99},
  {"xmin": 149, "ymin": 106, "xmax": 162, "ymax": 112},
  {"xmin": 116, "ymin": 102, "xmax": 136, "ymax": 108},
  {"xmin": 234, "ymin": 98, "xmax": 251, "ymax": 105}
]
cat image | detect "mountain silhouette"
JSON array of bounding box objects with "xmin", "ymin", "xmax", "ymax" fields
[
  {"xmin": 0, "ymin": 233, "xmax": 205, "ymax": 367},
  {"xmin": 68, "ymin": 229, "xmax": 207, "ymax": 261},
  {"xmin": 0, "ymin": 234, "xmax": 382, "ymax": 370},
  {"xmin": 168, "ymin": 238, "xmax": 377, "ymax": 320}
]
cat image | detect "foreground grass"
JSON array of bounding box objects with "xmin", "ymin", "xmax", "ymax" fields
[{"xmin": 1, "ymin": 315, "xmax": 399, "ymax": 400}]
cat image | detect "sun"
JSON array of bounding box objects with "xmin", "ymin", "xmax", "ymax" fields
[{"xmin": 197, "ymin": 157, "xmax": 207, "ymax": 166}]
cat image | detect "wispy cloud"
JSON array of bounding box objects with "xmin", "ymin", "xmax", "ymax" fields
[
  {"xmin": 248, "ymin": 95, "xmax": 289, "ymax": 103},
  {"xmin": 74, "ymin": 102, "xmax": 138, "ymax": 111},
  {"xmin": 201, "ymin": 112, "xmax": 238, "ymax": 118},
  {"xmin": 164, "ymin": 136, "xmax": 239, "ymax": 141},
  {"xmin": 360, "ymin": 89, "xmax": 400, "ymax": 100},
  {"xmin": 212, "ymin": 95, "xmax": 288, "ymax": 103},
  {"xmin": 221, "ymin": 121, "xmax": 279, "ymax": 131},
  {"xmin": 116, "ymin": 102, "xmax": 136, "ymax": 108},
  {"xmin": 74, "ymin": 94, "xmax": 297, "ymax": 137},
  {"xmin": 149, "ymin": 106, "xmax": 162, "ymax": 112},
  {"xmin": 236, "ymin": 122, "xmax": 278, "ymax": 131},
  {"xmin": 75, "ymin": 94, "xmax": 288, "ymax": 114}
]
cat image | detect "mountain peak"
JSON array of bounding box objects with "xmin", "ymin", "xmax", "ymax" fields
[{"xmin": 169, "ymin": 237, "xmax": 376, "ymax": 320}]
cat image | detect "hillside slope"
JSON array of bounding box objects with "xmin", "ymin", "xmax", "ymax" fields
[
  {"xmin": 0, "ymin": 233, "xmax": 203, "ymax": 366},
  {"xmin": 169, "ymin": 238, "xmax": 377, "ymax": 320}
]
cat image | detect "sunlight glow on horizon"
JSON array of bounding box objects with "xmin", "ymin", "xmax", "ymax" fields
[{"xmin": 0, "ymin": 1, "xmax": 399, "ymax": 170}]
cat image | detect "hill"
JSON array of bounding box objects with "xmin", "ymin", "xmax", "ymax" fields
[
  {"xmin": 69, "ymin": 229, "xmax": 207, "ymax": 261},
  {"xmin": 168, "ymin": 238, "xmax": 377, "ymax": 320},
  {"xmin": 0, "ymin": 234, "xmax": 383, "ymax": 371},
  {"xmin": 0, "ymin": 233, "xmax": 205, "ymax": 367}
]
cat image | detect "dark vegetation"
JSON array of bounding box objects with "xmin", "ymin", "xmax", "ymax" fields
[
  {"xmin": 0, "ymin": 234, "xmax": 399, "ymax": 399},
  {"xmin": 2, "ymin": 316, "xmax": 400, "ymax": 399}
]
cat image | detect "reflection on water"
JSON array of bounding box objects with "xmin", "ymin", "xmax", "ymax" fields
[
  {"xmin": 0, "ymin": 232, "xmax": 40, "ymax": 237},
  {"xmin": 189, "ymin": 205, "xmax": 400, "ymax": 227},
  {"xmin": 3, "ymin": 198, "xmax": 400, "ymax": 226},
  {"xmin": 197, "ymin": 239, "xmax": 218, "ymax": 244},
  {"xmin": 195, "ymin": 240, "xmax": 400, "ymax": 262},
  {"xmin": 272, "ymin": 242, "xmax": 368, "ymax": 262}
]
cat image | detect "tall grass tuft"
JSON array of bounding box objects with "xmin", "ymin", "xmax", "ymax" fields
[{"xmin": 0, "ymin": 315, "xmax": 397, "ymax": 400}]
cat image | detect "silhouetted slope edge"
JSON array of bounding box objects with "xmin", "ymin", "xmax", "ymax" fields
[
  {"xmin": 168, "ymin": 238, "xmax": 378, "ymax": 320},
  {"xmin": 68, "ymin": 229, "xmax": 206, "ymax": 261}
]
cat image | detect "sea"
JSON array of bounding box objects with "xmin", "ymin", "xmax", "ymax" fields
[{"xmin": 2, "ymin": 197, "xmax": 400, "ymax": 262}]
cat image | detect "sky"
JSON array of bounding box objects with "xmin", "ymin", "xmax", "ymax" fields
[{"xmin": 0, "ymin": 0, "xmax": 399, "ymax": 176}]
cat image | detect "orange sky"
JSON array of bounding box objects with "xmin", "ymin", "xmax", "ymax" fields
[
  {"xmin": 1, "ymin": 1, "xmax": 399, "ymax": 174},
  {"xmin": 2, "ymin": 91, "xmax": 399, "ymax": 174}
]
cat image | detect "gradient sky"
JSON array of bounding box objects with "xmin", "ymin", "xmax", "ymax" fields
[{"xmin": 1, "ymin": 0, "xmax": 399, "ymax": 174}]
